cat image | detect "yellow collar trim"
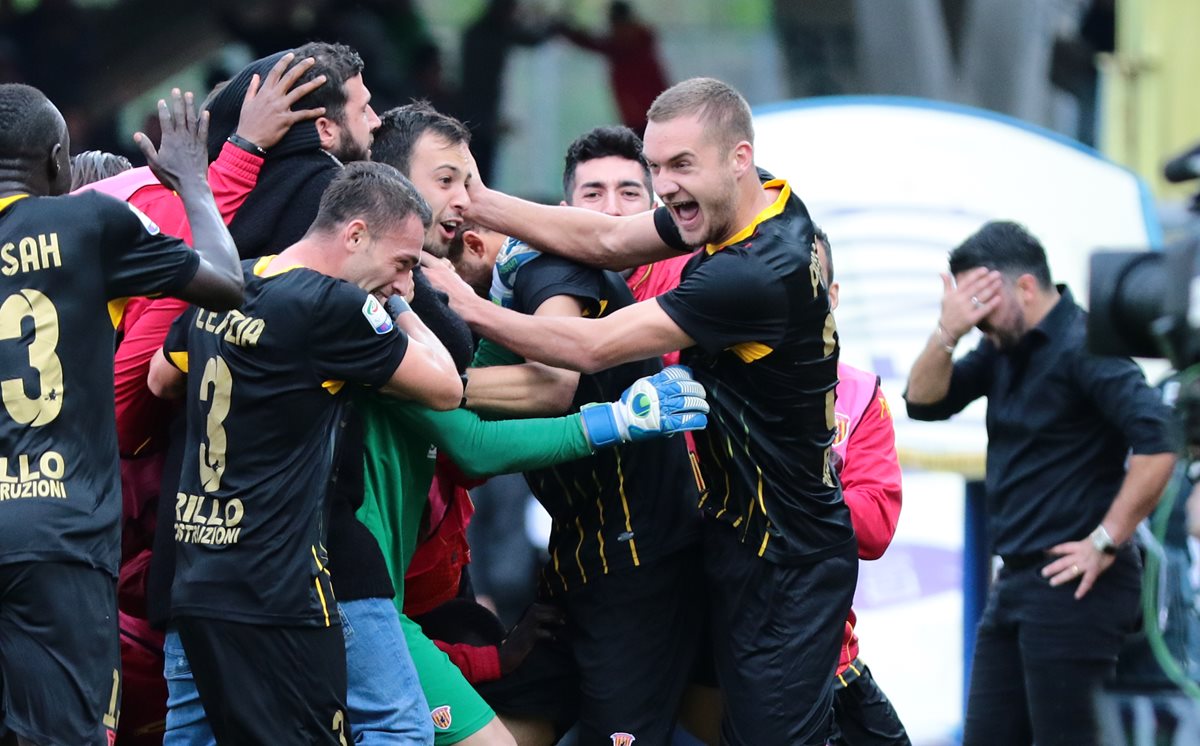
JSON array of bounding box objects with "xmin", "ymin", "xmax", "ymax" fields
[
  {"xmin": 704, "ymin": 179, "xmax": 790, "ymax": 255},
  {"xmin": 253, "ymin": 255, "xmax": 305, "ymax": 278},
  {"xmin": 0, "ymin": 193, "xmax": 30, "ymax": 213}
]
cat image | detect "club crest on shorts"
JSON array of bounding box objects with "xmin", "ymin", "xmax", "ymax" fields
[
  {"xmin": 431, "ymin": 705, "xmax": 453, "ymax": 729},
  {"xmin": 610, "ymin": 732, "xmax": 635, "ymax": 746},
  {"xmin": 361, "ymin": 295, "xmax": 394, "ymax": 334}
]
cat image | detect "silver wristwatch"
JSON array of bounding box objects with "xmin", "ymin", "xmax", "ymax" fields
[{"xmin": 1089, "ymin": 525, "xmax": 1118, "ymax": 556}]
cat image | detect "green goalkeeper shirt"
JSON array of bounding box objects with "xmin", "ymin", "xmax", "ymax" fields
[{"xmin": 353, "ymin": 392, "xmax": 593, "ymax": 607}]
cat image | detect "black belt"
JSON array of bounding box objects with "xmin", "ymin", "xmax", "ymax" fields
[{"xmin": 999, "ymin": 551, "xmax": 1050, "ymax": 571}]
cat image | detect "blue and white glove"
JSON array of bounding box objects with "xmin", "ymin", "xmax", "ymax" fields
[{"xmin": 580, "ymin": 366, "xmax": 709, "ymax": 449}]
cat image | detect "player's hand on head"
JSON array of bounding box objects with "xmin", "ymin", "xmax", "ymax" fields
[
  {"xmin": 419, "ymin": 253, "xmax": 473, "ymax": 309},
  {"xmin": 135, "ymin": 88, "xmax": 208, "ymax": 194},
  {"xmin": 464, "ymin": 146, "xmax": 484, "ymax": 193},
  {"xmin": 580, "ymin": 365, "xmax": 709, "ymax": 449},
  {"xmin": 235, "ymin": 53, "xmax": 327, "ymax": 152},
  {"xmin": 939, "ymin": 267, "xmax": 1003, "ymax": 341}
]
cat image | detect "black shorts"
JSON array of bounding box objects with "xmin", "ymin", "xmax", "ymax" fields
[
  {"xmin": 563, "ymin": 544, "xmax": 706, "ymax": 746},
  {"xmin": 704, "ymin": 519, "xmax": 858, "ymax": 746},
  {"xmin": 0, "ymin": 561, "xmax": 120, "ymax": 745},
  {"xmin": 175, "ymin": 616, "xmax": 350, "ymax": 745},
  {"xmin": 478, "ymin": 545, "xmax": 706, "ymax": 744}
]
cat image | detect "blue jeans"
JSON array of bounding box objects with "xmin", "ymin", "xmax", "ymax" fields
[
  {"xmin": 163, "ymin": 627, "xmax": 216, "ymax": 746},
  {"xmin": 341, "ymin": 598, "xmax": 434, "ymax": 745}
]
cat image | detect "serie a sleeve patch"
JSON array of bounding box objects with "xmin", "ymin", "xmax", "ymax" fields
[
  {"xmin": 361, "ymin": 295, "xmax": 394, "ymax": 335},
  {"xmin": 125, "ymin": 202, "xmax": 161, "ymax": 236}
]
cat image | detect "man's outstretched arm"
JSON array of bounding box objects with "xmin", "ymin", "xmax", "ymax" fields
[
  {"xmin": 466, "ymin": 182, "xmax": 679, "ymax": 271},
  {"xmin": 423, "ymin": 258, "xmax": 693, "ymax": 373}
]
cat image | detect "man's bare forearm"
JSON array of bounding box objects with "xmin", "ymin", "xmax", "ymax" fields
[
  {"xmin": 464, "ymin": 298, "xmax": 608, "ymax": 373},
  {"xmin": 396, "ymin": 308, "xmax": 456, "ymax": 372},
  {"xmin": 1100, "ymin": 452, "xmax": 1176, "ymax": 544},
  {"xmin": 905, "ymin": 329, "xmax": 957, "ymax": 404},
  {"xmin": 465, "ymin": 363, "xmax": 578, "ymax": 416},
  {"xmin": 467, "ymin": 186, "xmax": 673, "ymax": 270},
  {"xmin": 177, "ymin": 179, "xmax": 243, "ymax": 309}
]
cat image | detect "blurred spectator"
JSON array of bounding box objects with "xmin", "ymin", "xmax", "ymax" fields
[
  {"xmin": 0, "ymin": 37, "xmax": 22, "ymax": 84},
  {"xmin": 220, "ymin": 0, "xmax": 314, "ymax": 60},
  {"xmin": 314, "ymin": 0, "xmax": 433, "ymax": 111},
  {"xmin": 560, "ymin": 1, "xmax": 669, "ymax": 136},
  {"xmin": 408, "ymin": 41, "xmax": 461, "ymax": 122},
  {"xmin": 8, "ymin": 0, "xmax": 96, "ymax": 109},
  {"xmin": 1050, "ymin": 0, "xmax": 1115, "ymax": 146},
  {"xmin": 460, "ymin": 0, "xmax": 556, "ymax": 183},
  {"xmin": 70, "ymin": 150, "xmax": 132, "ymax": 191}
]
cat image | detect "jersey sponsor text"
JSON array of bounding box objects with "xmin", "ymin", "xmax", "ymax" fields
[
  {"xmin": 174, "ymin": 492, "xmax": 244, "ymax": 545},
  {"xmin": 0, "ymin": 451, "xmax": 67, "ymax": 500}
]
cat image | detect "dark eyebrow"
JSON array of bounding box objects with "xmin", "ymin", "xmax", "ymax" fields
[{"xmin": 579, "ymin": 179, "xmax": 646, "ymax": 190}]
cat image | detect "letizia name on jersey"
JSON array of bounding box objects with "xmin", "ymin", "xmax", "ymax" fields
[
  {"xmin": 174, "ymin": 492, "xmax": 244, "ymax": 545},
  {"xmin": 1, "ymin": 232, "xmax": 61, "ymax": 276},
  {"xmin": 0, "ymin": 451, "xmax": 67, "ymax": 500},
  {"xmin": 193, "ymin": 309, "xmax": 266, "ymax": 348}
]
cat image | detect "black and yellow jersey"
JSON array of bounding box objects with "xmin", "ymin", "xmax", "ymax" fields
[
  {"xmin": 163, "ymin": 257, "xmax": 409, "ymax": 626},
  {"xmin": 0, "ymin": 191, "xmax": 199, "ymax": 576},
  {"xmin": 655, "ymin": 178, "xmax": 855, "ymax": 564},
  {"xmin": 508, "ymin": 254, "xmax": 701, "ymax": 594}
]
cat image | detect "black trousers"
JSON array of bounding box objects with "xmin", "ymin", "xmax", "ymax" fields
[{"xmin": 962, "ymin": 547, "xmax": 1142, "ymax": 746}]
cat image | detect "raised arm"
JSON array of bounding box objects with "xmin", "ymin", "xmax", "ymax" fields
[
  {"xmin": 462, "ymin": 295, "xmax": 587, "ymax": 416},
  {"xmin": 381, "ymin": 401, "xmax": 593, "ymax": 478},
  {"xmin": 207, "ymin": 52, "xmax": 328, "ymax": 225},
  {"xmin": 379, "ymin": 365, "xmax": 707, "ymax": 477},
  {"xmin": 905, "ymin": 267, "xmax": 1003, "ymax": 406},
  {"xmin": 465, "ymin": 182, "xmax": 678, "ymax": 271},
  {"xmin": 423, "ymin": 258, "xmax": 693, "ymax": 372},
  {"xmin": 135, "ymin": 89, "xmax": 242, "ymax": 310}
]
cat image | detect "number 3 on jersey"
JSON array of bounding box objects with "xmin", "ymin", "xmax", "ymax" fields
[
  {"xmin": 0, "ymin": 289, "xmax": 64, "ymax": 426},
  {"xmin": 199, "ymin": 356, "xmax": 232, "ymax": 492}
]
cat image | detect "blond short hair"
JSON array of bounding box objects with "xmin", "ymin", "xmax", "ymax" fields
[{"xmin": 646, "ymin": 77, "xmax": 754, "ymax": 151}]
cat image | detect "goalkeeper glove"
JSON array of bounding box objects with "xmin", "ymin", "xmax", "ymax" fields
[{"xmin": 580, "ymin": 365, "xmax": 709, "ymax": 449}]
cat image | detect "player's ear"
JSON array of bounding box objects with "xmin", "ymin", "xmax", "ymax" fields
[
  {"xmin": 731, "ymin": 140, "xmax": 753, "ymax": 178},
  {"xmin": 315, "ymin": 115, "xmax": 340, "ymax": 153},
  {"xmin": 47, "ymin": 142, "xmax": 67, "ymax": 195},
  {"xmin": 462, "ymin": 230, "xmax": 487, "ymax": 259},
  {"xmin": 343, "ymin": 218, "xmax": 369, "ymax": 252},
  {"xmin": 1016, "ymin": 273, "xmax": 1038, "ymax": 302}
]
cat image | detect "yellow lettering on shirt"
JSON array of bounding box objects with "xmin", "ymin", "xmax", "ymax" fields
[
  {"xmin": 0, "ymin": 451, "xmax": 68, "ymax": 500},
  {"xmin": 194, "ymin": 310, "xmax": 266, "ymax": 347},
  {"xmin": 0, "ymin": 233, "xmax": 61, "ymax": 277}
]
